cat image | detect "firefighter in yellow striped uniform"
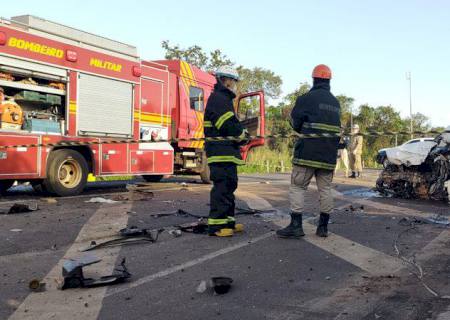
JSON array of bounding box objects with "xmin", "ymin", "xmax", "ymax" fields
[{"xmin": 204, "ymin": 66, "xmax": 248, "ymax": 237}]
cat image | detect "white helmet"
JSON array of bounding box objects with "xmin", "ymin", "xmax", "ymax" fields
[{"xmin": 215, "ymin": 66, "xmax": 240, "ymax": 81}]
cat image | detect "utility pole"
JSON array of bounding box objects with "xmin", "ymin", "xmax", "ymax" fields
[{"xmin": 406, "ymin": 72, "xmax": 413, "ymax": 139}]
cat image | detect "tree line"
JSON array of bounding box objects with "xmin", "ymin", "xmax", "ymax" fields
[{"xmin": 162, "ymin": 41, "xmax": 444, "ymax": 168}]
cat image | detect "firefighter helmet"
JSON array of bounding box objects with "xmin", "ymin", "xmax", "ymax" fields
[
  {"xmin": 215, "ymin": 66, "xmax": 240, "ymax": 81},
  {"xmin": 312, "ymin": 64, "xmax": 332, "ymax": 79}
]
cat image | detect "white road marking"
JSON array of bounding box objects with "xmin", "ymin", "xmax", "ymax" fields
[
  {"xmin": 105, "ymin": 231, "xmax": 274, "ymax": 297},
  {"xmin": 235, "ymin": 189, "xmax": 405, "ymax": 276},
  {"xmin": 8, "ymin": 202, "xmax": 132, "ymax": 320}
]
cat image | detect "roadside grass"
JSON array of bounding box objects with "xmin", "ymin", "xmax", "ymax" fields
[
  {"xmin": 239, "ymin": 145, "xmax": 381, "ymax": 174},
  {"xmin": 239, "ymin": 145, "xmax": 293, "ymax": 174}
]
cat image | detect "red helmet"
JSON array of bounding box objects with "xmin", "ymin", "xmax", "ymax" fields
[{"xmin": 312, "ymin": 64, "xmax": 332, "ymax": 79}]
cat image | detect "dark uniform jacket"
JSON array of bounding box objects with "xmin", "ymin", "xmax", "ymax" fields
[
  {"xmin": 291, "ymin": 80, "xmax": 341, "ymax": 170},
  {"xmin": 204, "ymin": 81, "xmax": 245, "ymax": 165}
]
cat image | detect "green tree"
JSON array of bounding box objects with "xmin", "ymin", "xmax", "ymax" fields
[
  {"xmin": 353, "ymin": 105, "xmax": 404, "ymax": 167},
  {"xmin": 236, "ymin": 66, "xmax": 282, "ymax": 100},
  {"xmin": 209, "ymin": 49, "xmax": 233, "ymax": 70},
  {"xmin": 284, "ymin": 82, "xmax": 311, "ymax": 107},
  {"xmin": 161, "ymin": 41, "xmax": 208, "ymax": 69},
  {"xmin": 161, "ymin": 41, "xmax": 283, "ymax": 102},
  {"xmin": 403, "ymin": 112, "xmax": 431, "ymax": 133},
  {"xmin": 336, "ymin": 95, "xmax": 354, "ymax": 129}
]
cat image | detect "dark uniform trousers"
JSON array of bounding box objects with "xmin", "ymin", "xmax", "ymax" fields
[{"xmin": 208, "ymin": 163, "xmax": 238, "ymax": 232}]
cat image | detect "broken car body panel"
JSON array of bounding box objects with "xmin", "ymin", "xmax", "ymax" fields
[{"xmin": 376, "ymin": 131, "xmax": 450, "ymax": 201}]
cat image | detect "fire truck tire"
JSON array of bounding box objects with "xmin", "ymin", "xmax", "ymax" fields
[
  {"xmin": 142, "ymin": 175, "xmax": 164, "ymax": 182},
  {"xmin": 200, "ymin": 154, "xmax": 211, "ymax": 184},
  {"xmin": 44, "ymin": 149, "xmax": 88, "ymax": 197},
  {"xmin": 0, "ymin": 180, "xmax": 14, "ymax": 195}
]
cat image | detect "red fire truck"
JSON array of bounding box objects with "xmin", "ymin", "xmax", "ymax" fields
[{"xmin": 0, "ymin": 15, "xmax": 265, "ymax": 196}]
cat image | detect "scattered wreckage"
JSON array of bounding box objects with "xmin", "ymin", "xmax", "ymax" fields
[
  {"xmin": 376, "ymin": 127, "xmax": 450, "ymax": 201},
  {"xmin": 61, "ymin": 255, "xmax": 130, "ymax": 290}
]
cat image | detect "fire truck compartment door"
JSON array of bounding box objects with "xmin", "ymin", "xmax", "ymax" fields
[
  {"xmin": 100, "ymin": 144, "xmax": 128, "ymax": 174},
  {"xmin": 0, "ymin": 135, "xmax": 40, "ymax": 176},
  {"xmin": 78, "ymin": 73, "xmax": 133, "ymax": 137},
  {"xmin": 131, "ymin": 142, "xmax": 173, "ymax": 174}
]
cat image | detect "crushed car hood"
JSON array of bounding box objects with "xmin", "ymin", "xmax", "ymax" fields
[{"xmin": 386, "ymin": 141, "xmax": 437, "ymax": 166}]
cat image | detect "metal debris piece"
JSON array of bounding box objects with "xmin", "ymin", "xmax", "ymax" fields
[
  {"xmin": 6, "ymin": 203, "xmax": 39, "ymax": 214},
  {"xmin": 398, "ymin": 217, "xmax": 428, "ymax": 226},
  {"xmin": 61, "ymin": 256, "xmax": 130, "ymax": 290},
  {"xmin": 196, "ymin": 277, "xmax": 234, "ymax": 295},
  {"xmin": 168, "ymin": 229, "xmax": 182, "ymax": 237},
  {"xmin": 344, "ymin": 205, "xmax": 365, "ymax": 214},
  {"xmin": 196, "ymin": 280, "xmax": 208, "ymax": 293},
  {"xmin": 29, "ymin": 279, "xmax": 46, "ymax": 292},
  {"xmin": 85, "ymin": 197, "xmax": 118, "ymax": 204},
  {"xmin": 177, "ymin": 221, "xmax": 208, "ymax": 234},
  {"xmin": 151, "ymin": 209, "xmax": 205, "ymax": 219},
  {"xmin": 176, "ymin": 209, "xmax": 204, "ymax": 219},
  {"xmin": 81, "ymin": 226, "xmax": 163, "ymax": 252},
  {"xmin": 211, "ymin": 277, "xmax": 233, "ymax": 295},
  {"xmin": 235, "ymin": 207, "xmax": 277, "ymax": 215},
  {"xmin": 426, "ymin": 214, "xmax": 450, "ymax": 226}
]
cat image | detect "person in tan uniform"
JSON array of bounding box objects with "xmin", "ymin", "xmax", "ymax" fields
[
  {"xmin": 335, "ymin": 134, "xmax": 350, "ymax": 177},
  {"xmin": 349, "ymin": 124, "xmax": 363, "ymax": 178}
]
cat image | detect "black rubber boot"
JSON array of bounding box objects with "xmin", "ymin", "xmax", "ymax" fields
[
  {"xmin": 276, "ymin": 213, "xmax": 305, "ymax": 238},
  {"xmin": 316, "ymin": 213, "xmax": 330, "ymax": 237},
  {"xmin": 349, "ymin": 172, "xmax": 356, "ymax": 178}
]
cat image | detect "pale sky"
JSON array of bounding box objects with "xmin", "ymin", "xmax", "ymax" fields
[{"xmin": 3, "ymin": 0, "xmax": 449, "ymax": 127}]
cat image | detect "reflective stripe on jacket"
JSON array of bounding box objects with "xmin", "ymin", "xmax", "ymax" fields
[{"xmin": 204, "ymin": 81, "xmax": 245, "ymax": 165}]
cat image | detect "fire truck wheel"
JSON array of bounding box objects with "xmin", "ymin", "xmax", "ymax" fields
[
  {"xmin": 142, "ymin": 175, "xmax": 164, "ymax": 182},
  {"xmin": 44, "ymin": 149, "xmax": 88, "ymax": 197},
  {"xmin": 0, "ymin": 180, "xmax": 14, "ymax": 195}
]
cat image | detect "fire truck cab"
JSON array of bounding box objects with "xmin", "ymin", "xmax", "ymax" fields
[{"xmin": 0, "ymin": 15, "xmax": 265, "ymax": 196}]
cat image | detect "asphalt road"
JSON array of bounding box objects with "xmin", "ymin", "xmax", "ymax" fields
[{"xmin": 0, "ymin": 171, "xmax": 449, "ymax": 320}]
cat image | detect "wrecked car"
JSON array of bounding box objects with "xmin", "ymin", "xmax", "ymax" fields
[
  {"xmin": 376, "ymin": 137, "xmax": 435, "ymax": 168},
  {"xmin": 376, "ymin": 128, "xmax": 450, "ymax": 201}
]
